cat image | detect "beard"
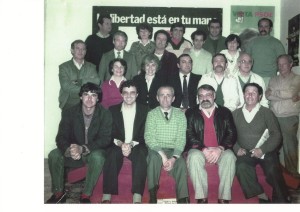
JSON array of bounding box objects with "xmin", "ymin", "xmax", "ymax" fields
[{"xmin": 200, "ymin": 100, "xmax": 213, "ymax": 109}]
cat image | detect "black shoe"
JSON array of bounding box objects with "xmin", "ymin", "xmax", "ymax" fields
[
  {"xmin": 197, "ymin": 198, "xmax": 208, "ymax": 203},
  {"xmin": 149, "ymin": 186, "xmax": 158, "ymax": 203},
  {"xmin": 80, "ymin": 197, "xmax": 91, "ymax": 203},
  {"xmin": 46, "ymin": 192, "xmax": 67, "ymax": 203},
  {"xmin": 177, "ymin": 197, "xmax": 190, "ymax": 203},
  {"xmin": 218, "ymin": 199, "xmax": 229, "ymax": 203},
  {"xmin": 258, "ymin": 198, "xmax": 271, "ymax": 203}
]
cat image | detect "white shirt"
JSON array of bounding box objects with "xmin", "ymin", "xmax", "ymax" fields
[
  {"xmin": 114, "ymin": 49, "xmax": 124, "ymax": 58},
  {"xmin": 242, "ymin": 103, "xmax": 261, "ymax": 123},
  {"xmin": 73, "ymin": 59, "xmax": 84, "ymax": 70}
]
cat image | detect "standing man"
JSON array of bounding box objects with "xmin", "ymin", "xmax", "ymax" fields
[
  {"xmin": 153, "ymin": 30, "xmax": 178, "ymax": 84},
  {"xmin": 145, "ymin": 86, "xmax": 189, "ymax": 203},
  {"xmin": 233, "ymin": 52, "xmax": 269, "ymax": 108},
  {"xmin": 185, "ymin": 84, "xmax": 237, "ymax": 203},
  {"xmin": 85, "ymin": 14, "xmax": 114, "ymax": 72},
  {"xmin": 166, "ymin": 22, "xmax": 192, "ymax": 57},
  {"xmin": 168, "ymin": 54, "xmax": 201, "ymax": 112},
  {"xmin": 183, "ymin": 29, "xmax": 213, "ymax": 75},
  {"xmin": 202, "ymin": 18, "xmax": 226, "ymax": 56},
  {"xmin": 58, "ymin": 40, "xmax": 100, "ymax": 110},
  {"xmin": 98, "ymin": 30, "xmax": 138, "ymax": 82},
  {"xmin": 266, "ymin": 54, "xmax": 300, "ymax": 178},
  {"xmin": 245, "ymin": 18, "xmax": 285, "ymax": 86},
  {"xmin": 198, "ymin": 53, "xmax": 240, "ymax": 111},
  {"xmin": 233, "ymin": 83, "xmax": 290, "ymax": 203},
  {"xmin": 101, "ymin": 80, "xmax": 149, "ymax": 204},
  {"xmin": 46, "ymin": 82, "xmax": 113, "ymax": 203}
]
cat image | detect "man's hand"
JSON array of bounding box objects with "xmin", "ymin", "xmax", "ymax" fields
[
  {"xmin": 203, "ymin": 147, "xmax": 222, "ymax": 164},
  {"xmin": 70, "ymin": 144, "xmax": 82, "ymax": 160},
  {"xmin": 237, "ymin": 148, "xmax": 246, "ymax": 156},
  {"xmin": 265, "ymin": 88, "xmax": 272, "ymax": 98},
  {"xmin": 292, "ymin": 94, "xmax": 300, "ymax": 102},
  {"xmin": 163, "ymin": 157, "xmax": 176, "ymax": 172},
  {"xmin": 250, "ymin": 148, "xmax": 263, "ymax": 158},
  {"xmin": 121, "ymin": 143, "xmax": 132, "ymax": 157}
]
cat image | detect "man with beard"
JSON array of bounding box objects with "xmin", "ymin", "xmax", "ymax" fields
[
  {"xmin": 185, "ymin": 84, "xmax": 237, "ymax": 203},
  {"xmin": 245, "ymin": 18, "xmax": 285, "ymax": 86}
]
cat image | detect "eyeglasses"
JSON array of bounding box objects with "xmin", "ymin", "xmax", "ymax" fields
[{"xmin": 240, "ymin": 60, "xmax": 253, "ymax": 64}]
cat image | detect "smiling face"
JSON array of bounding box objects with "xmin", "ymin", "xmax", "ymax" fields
[
  {"xmin": 212, "ymin": 55, "xmax": 227, "ymax": 74},
  {"xmin": 111, "ymin": 61, "xmax": 125, "ymax": 77},
  {"xmin": 171, "ymin": 27, "xmax": 184, "ymax": 40},
  {"xmin": 71, "ymin": 42, "xmax": 86, "ymax": 61},
  {"xmin": 258, "ymin": 20, "xmax": 272, "ymax": 36},
  {"xmin": 198, "ymin": 88, "xmax": 215, "ymax": 109},
  {"xmin": 121, "ymin": 86, "xmax": 138, "ymax": 106},
  {"xmin": 145, "ymin": 61, "xmax": 158, "ymax": 77},
  {"xmin": 244, "ymin": 85, "xmax": 261, "ymax": 108},
  {"xmin": 81, "ymin": 91, "xmax": 98, "ymax": 109},
  {"xmin": 208, "ymin": 23, "xmax": 222, "ymax": 39},
  {"xmin": 227, "ymin": 38, "xmax": 239, "ymax": 51},
  {"xmin": 238, "ymin": 53, "xmax": 253, "ymax": 74}
]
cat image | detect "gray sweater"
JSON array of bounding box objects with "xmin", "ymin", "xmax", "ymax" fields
[{"xmin": 232, "ymin": 106, "xmax": 282, "ymax": 154}]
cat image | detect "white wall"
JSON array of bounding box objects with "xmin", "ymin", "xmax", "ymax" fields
[{"xmin": 45, "ymin": 0, "xmax": 281, "ymax": 157}]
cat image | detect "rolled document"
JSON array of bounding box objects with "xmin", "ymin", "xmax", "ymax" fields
[{"xmin": 255, "ymin": 129, "xmax": 269, "ymax": 159}]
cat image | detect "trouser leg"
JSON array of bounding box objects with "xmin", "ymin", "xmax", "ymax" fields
[
  {"xmin": 218, "ymin": 150, "xmax": 236, "ymax": 200},
  {"xmin": 170, "ymin": 157, "xmax": 189, "ymax": 199},
  {"xmin": 82, "ymin": 149, "xmax": 106, "ymax": 196},
  {"xmin": 48, "ymin": 149, "xmax": 65, "ymax": 193},
  {"xmin": 147, "ymin": 149, "xmax": 162, "ymax": 190},
  {"xmin": 187, "ymin": 149, "xmax": 207, "ymax": 199}
]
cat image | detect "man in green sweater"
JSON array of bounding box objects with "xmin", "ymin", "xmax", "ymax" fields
[
  {"xmin": 233, "ymin": 82, "xmax": 290, "ymax": 203},
  {"xmin": 245, "ymin": 18, "xmax": 285, "ymax": 86},
  {"xmin": 144, "ymin": 85, "xmax": 189, "ymax": 203}
]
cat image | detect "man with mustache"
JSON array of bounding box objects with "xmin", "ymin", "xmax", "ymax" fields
[
  {"xmin": 245, "ymin": 18, "xmax": 285, "ymax": 87},
  {"xmin": 198, "ymin": 53, "xmax": 240, "ymax": 111},
  {"xmin": 185, "ymin": 84, "xmax": 237, "ymax": 203}
]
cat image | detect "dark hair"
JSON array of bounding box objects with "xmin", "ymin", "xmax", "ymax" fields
[
  {"xmin": 225, "ymin": 34, "xmax": 241, "ymax": 49},
  {"xmin": 113, "ymin": 30, "xmax": 128, "ymax": 42},
  {"xmin": 154, "ymin": 29, "xmax": 171, "ymax": 46},
  {"xmin": 212, "ymin": 53, "xmax": 227, "ymax": 64},
  {"xmin": 170, "ymin": 22, "xmax": 185, "ymax": 34},
  {"xmin": 136, "ymin": 22, "xmax": 153, "ymax": 39},
  {"xmin": 108, "ymin": 58, "xmax": 127, "ymax": 76},
  {"xmin": 119, "ymin": 80, "xmax": 138, "ymax": 94},
  {"xmin": 140, "ymin": 54, "xmax": 161, "ymax": 73},
  {"xmin": 242, "ymin": 82, "xmax": 263, "ymax": 96},
  {"xmin": 71, "ymin": 40, "xmax": 86, "ymax": 49},
  {"xmin": 258, "ymin": 18, "xmax": 273, "ymax": 28},
  {"xmin": 208, "ymin": 18, "xmax": 222, "ymax": 28},
  {"xmin": 79, "ymin": 82, "xmax": 102, "ymax": 103},
  {"xmin": 197, "ymin": 84, "xmax": 215, "ymax": 93},
  {"xmin": 97, "ymin": 14, "xmax": 112, "ymax": 25},
  {"xmin": 191, "ymin": 29, "xmax": 207, "ymax": 41},
  {"xmin": 177, "ymin": 53, "xmax": 192, "ymax": 64}
]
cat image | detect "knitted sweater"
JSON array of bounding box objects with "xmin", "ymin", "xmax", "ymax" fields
[
  {"xmin": 145, "ymin": 106, "xmax": 187, "ymax": 156},
  {"xmin": 245, "ymin": 35, "xmax": 285, "ymax": 78},
  {"xmin": 232, "ymin": 106, "xmax": 282, "ymax": 155},
  {"xmin": 202, "ymin": 35, "xmax": 226, "ymax": 56},
  {"xmin": 129, "ymin": 41, "xmax": 156, "ymax": 70}
]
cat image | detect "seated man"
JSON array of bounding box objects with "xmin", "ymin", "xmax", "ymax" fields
[
  {"xmin": 145, "ymin": 85, "xmax": 189, "ymax": 203},
  {"xmin": 101, "ymin": 80, "xmax": 149, "ymax": 203},
  {"xmin": 185, "ymin": 84, "xmax": 237, "ymax": 203},
  {"xmin": 233, "ymin": 82, "xmax": 290, "ymax": 203},
  {"xmin": 46, "ymin": 82, "xmax": 112, "ymax": 203}
]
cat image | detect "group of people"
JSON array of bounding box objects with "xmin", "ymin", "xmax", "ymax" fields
[{"xmin": 46, "ymin": 14, "xmax": 300, "ymax": 204}]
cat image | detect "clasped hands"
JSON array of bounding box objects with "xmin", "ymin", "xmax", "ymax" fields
[
  {"xmin": 70, "ymin": 144, "xmax": 83, "ymax": 160},
  {"xmin": 237, "ymin": 147, "xmax": 263, "ymax": 158},
  {"xmin": 203, "ymin": 147, "xmax": 222, "ymax": 164}
]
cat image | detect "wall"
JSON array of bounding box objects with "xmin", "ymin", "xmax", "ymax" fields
[{"xmin": 44, "ymin": 0, "xmax": 281, "ymax": 157}]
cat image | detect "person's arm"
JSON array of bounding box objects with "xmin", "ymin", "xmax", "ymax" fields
[
  {"xmin": 59, "ymin": 63, "xmax": 81, "ymax": 97},
  {"xmin": 223, "ymin": 77, "xmax": 240, "ymax": 111},
  {"xmin": 186, "ymin": 109, "xmax": 205, "ymax": 152},
  {"xmin": 219, "ymin": 108, "xmax": 237, "ymax": 150}
]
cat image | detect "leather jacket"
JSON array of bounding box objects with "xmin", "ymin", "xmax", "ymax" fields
[{"xmin": 185, "ymin": 104, "xmax": 237, "ymax": 152}]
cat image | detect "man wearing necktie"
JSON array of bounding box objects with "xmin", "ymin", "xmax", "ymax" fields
[
  {"xmin": 168, "ymin": 54, "xmax": 201, "ymax": 112},
  {"xmin": 145, "ymin": 85, "xmax": 189, "ymax": 203}
]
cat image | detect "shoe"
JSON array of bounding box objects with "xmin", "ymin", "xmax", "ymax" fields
[
  {"xmin": 46, "ymin": 191, "xmax": 67, "ymax": 203},
  {"xmin": 102, "ymin": 200, "xmax": 111, "ymax": 203},
  {"xmin": 218, "ymin": 199, "xmax": 229, "ymax": 203},
  {"xmin": 197, "ymin": 198, "xmax": 208, "ymax": 203},
  {"xmin": 258, "ymin": 198, "xmax": 271, "ymax": 203},
  {"xmin": 149, "ymin": 186, "xmax": 158, "ymax": 203},
  {"xmin": 177, "ymin": 197, "xmax": 190, "ymax": 203}
]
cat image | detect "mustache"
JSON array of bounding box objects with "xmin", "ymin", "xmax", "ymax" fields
[{"xmin": 201, "ymin": 100, "xmax": 210, "ymax": 104}]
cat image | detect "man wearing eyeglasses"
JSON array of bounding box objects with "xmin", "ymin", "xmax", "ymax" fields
[
  {"xmin": 46, "ymin": 82, "xmax": 113, "ymax": 203},
  {"xmin": 185, "ymin": 84, "xmax": 237, "ymax": 203},
  {"xmin": 101, "ymin": 80, "xmax": 149, "ymax": 203},
  {"xmin": 233, "ymin": 52, "xmax": 269, "ymax": 108}
]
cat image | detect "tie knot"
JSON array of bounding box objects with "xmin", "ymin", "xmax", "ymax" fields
[
  {"xmin": 164, "ymin": 112, "xmax": 169, "ymax": 120},
  {"xmin": 117, "ymin": 51, "xmax": 121, "ymax": 58},
  {"xmin": 183, "ymin": 75, "xmax": 187, "ymax": 78}
]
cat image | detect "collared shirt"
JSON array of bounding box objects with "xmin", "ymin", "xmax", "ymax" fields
[
  {"xmin": 160, "ymin": 107, "xmax": 172, "ymax": 120},
  {"xmin": 179, "ymin": 72, "xmax": 190, "ymax": 91},
  {"xmin": 242, "ymin": 103, "xmax": 261, "ymax": 123},
  {"xmin": 113, "ymin": 102, "xmax": 139, "ymax": 147},
  {"xmin": 139, "ymin": 39, "xmax": 150, "ymax": 46},
  {"xmin": 199, "ymin": 103, "xmax": 218, "ymax": 118},
  {"xmin": 237, "ymin": 71, "xmax": 251, "ymax": 83},
  {"xmin": 114, "ymin": 49, "xmax": 123, "ymax": 58},
  {"xmin": 145, "ymin": 75, "xmax": 154, "ymax": 91},
  {"xmin": 73, "ymin": 58, "xmax": 84, "ymax": 70},
  {"xmin": 109, "ymin": 76, "xmax": 126, "ymax": 88},
  {"xmin": 96, "ymin": 31, "xmax": 110, "ymax": 38}
]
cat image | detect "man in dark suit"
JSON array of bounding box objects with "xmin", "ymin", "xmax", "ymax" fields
[
  {"xmin": 98, "ymin": 30, "xmax": 138, "ymax": 83},
  {"xmin": 168, "ymin": 54, "xmax": 201, "ymax": 112},
  {"xmin": 46, "ymin": 82, "xmax": 113, "ymax": 204},
  {"xmin": 101, "ymin": 80, "xmax": 149, "ymax": 203}
]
